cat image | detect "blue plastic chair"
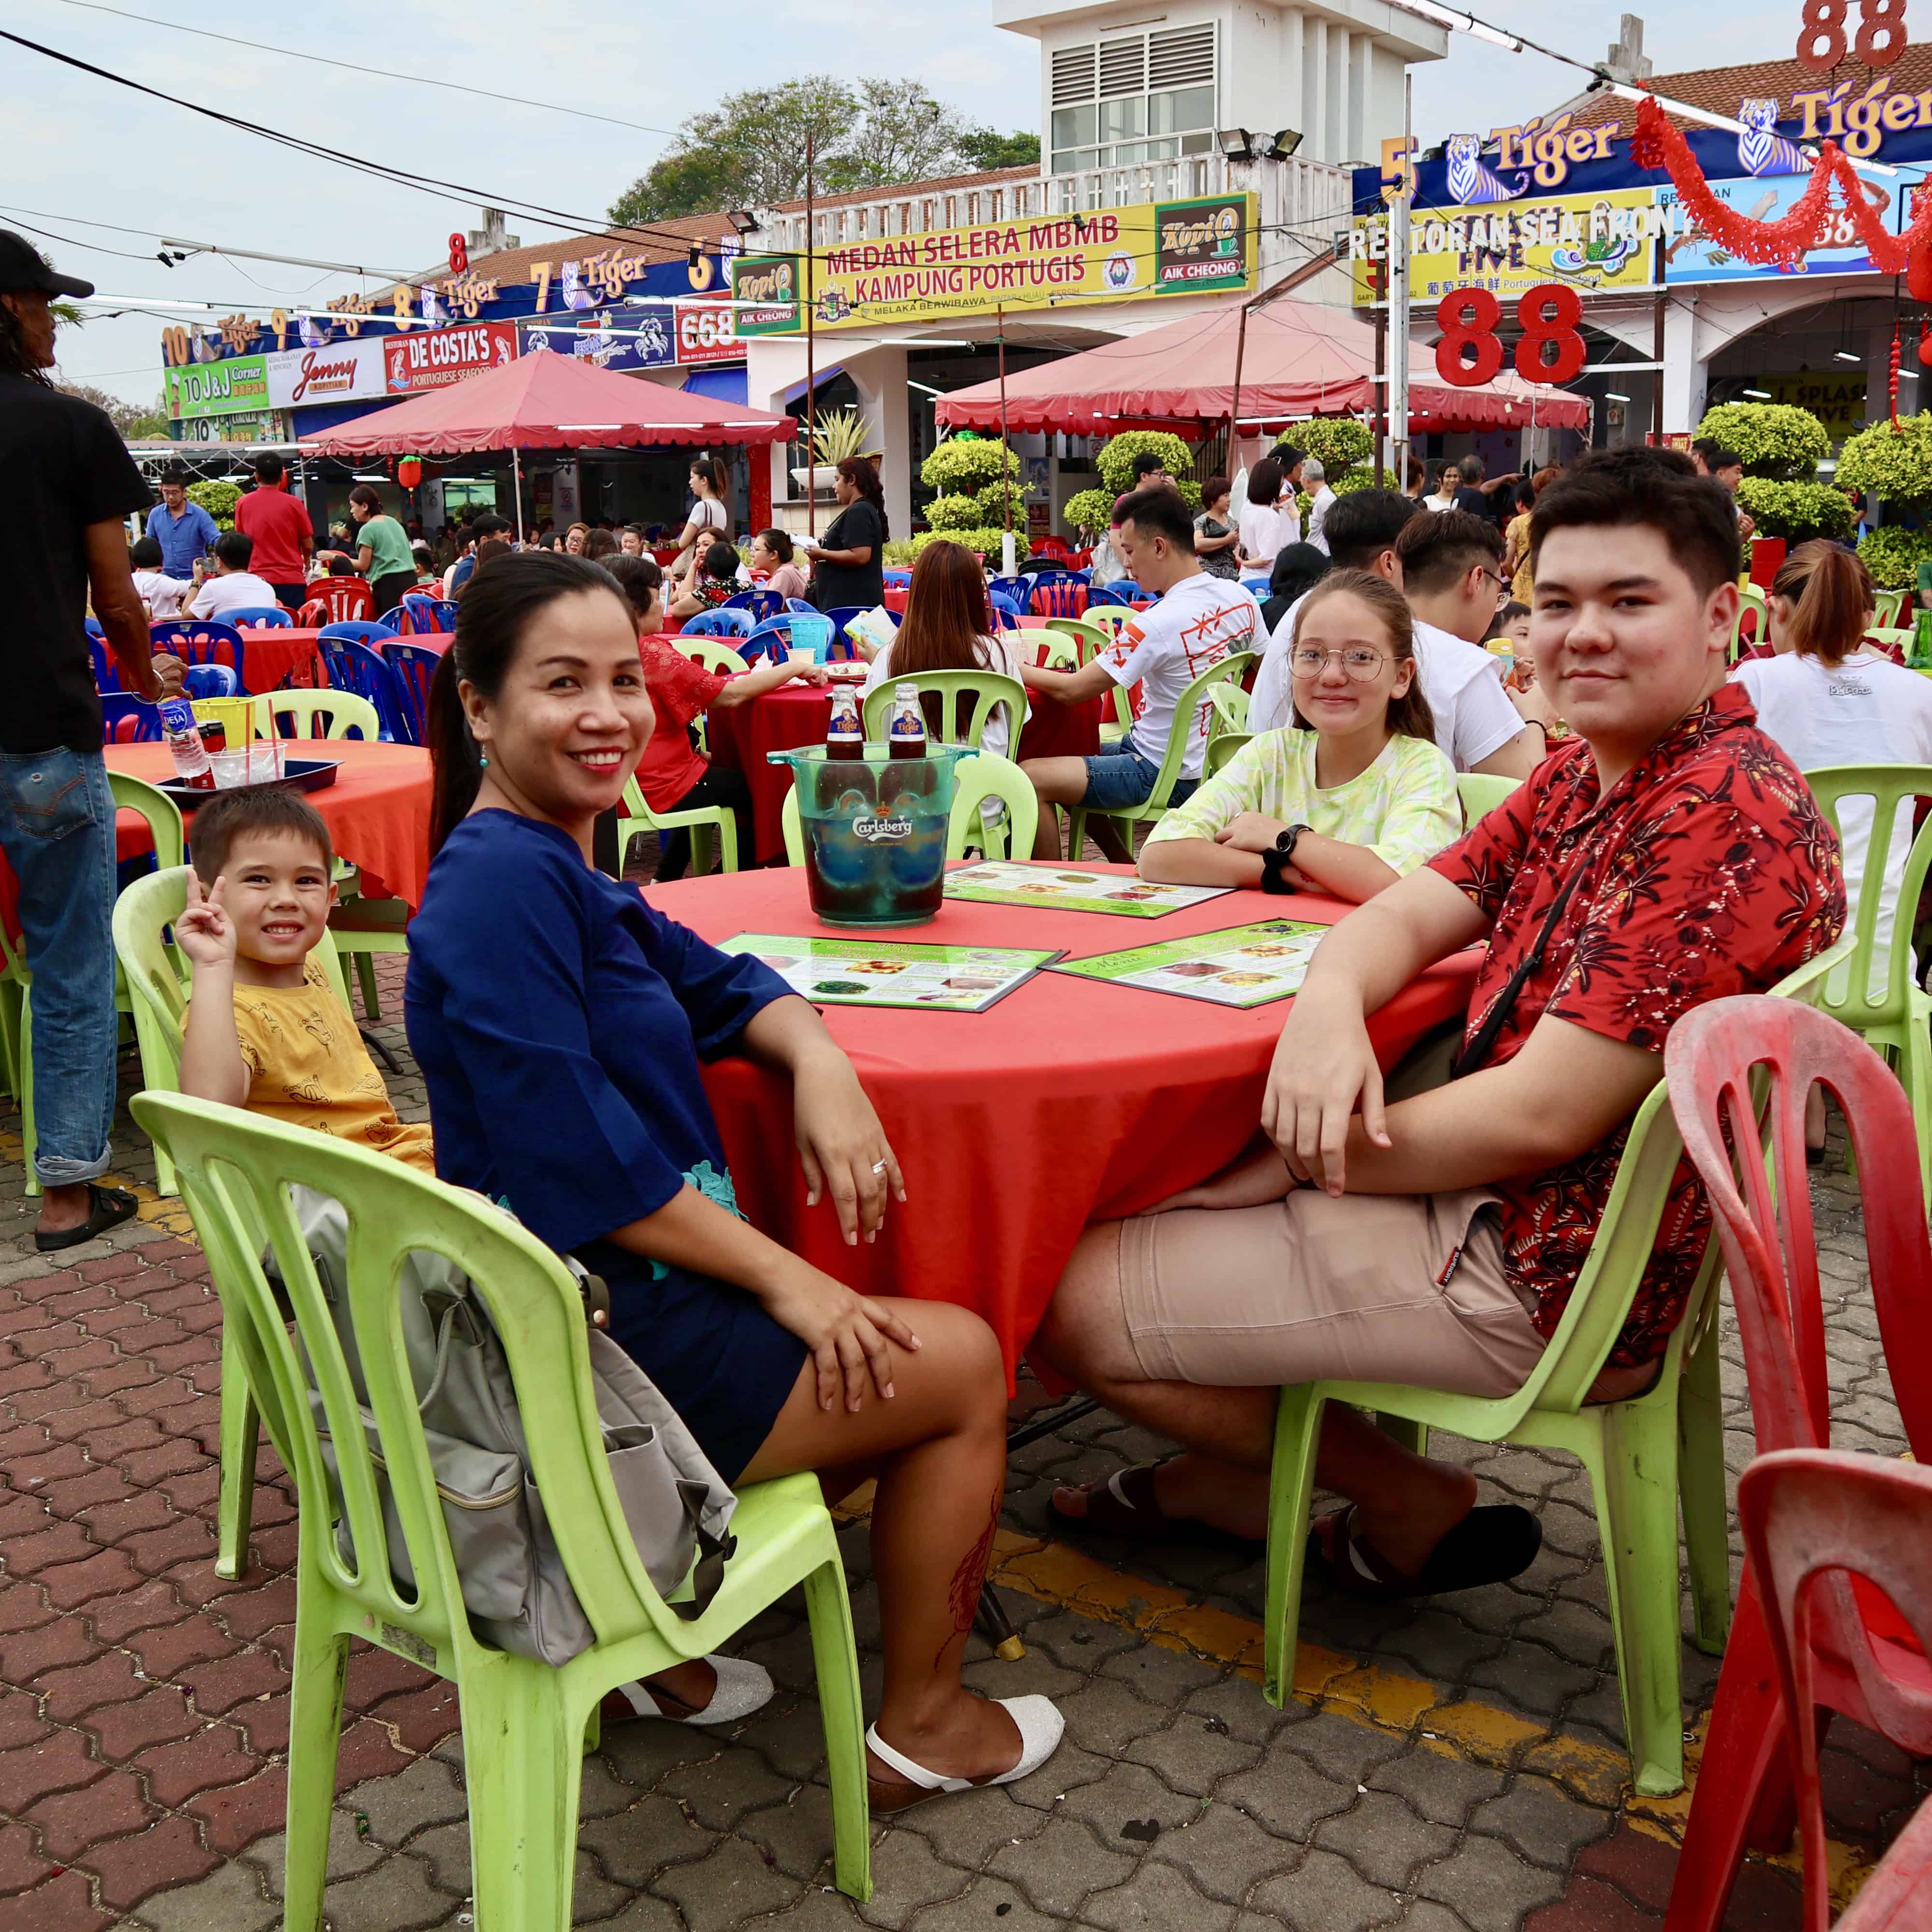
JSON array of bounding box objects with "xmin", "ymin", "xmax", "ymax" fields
[
  {"xmin": 100, "ymin": 695, "xmax": 161, "ymax": 743},
  {"xmin": 317, "ymin": 619, "xmax": 401, "ymax": 648},
  {"xmin": 381, "ymin": 640, "xmax": 443, "ymax": 746},
  {"xmin": 223, "ymin": 606, "xmax": 293, "ymax": 629},
  {"xmin": 89, "ymin": 634, "xmax": 119, "ymax": 692},
  {"xmin": 317, "ymin": 636, "xmax": 409, "ymax": 743},
  {"xmin": 183, "ymin": 663, "xmax": 238, "ymax": 699},
  {"xmin": 822, "ymin": 605, "xmax": 867, "ymax": 639},
  {"xmin": 784, "ymin": 598, "xmax": 818, "ymax": 615},
  {"xmin": 151, "ymin": 619, "xmax": 247, "ymax": 688},
  {"xmin": 723, "ymin": 588, "xmax": 785, "ymax": 625},
  {"xmin": 399, "ymin": 593, "xmax": 459, "ymax": 636},
  {"xmin": 742, "ymin": 612, "xmax": 832, "ymax": 666},
  {"xmin": 1086, "ymin": 582, "xmax": 1140, "ymax": 607},
  {"xmin": 85, "ymin": 617, "xmax": 104, "ymax": 639},
  {"xmin": 986, "ymin": 575, "xmax": 1029, "ymax": 608},
  {"xmin": 679, "ymin": 609, "xmax": 754, "ymax": 639},
  {"xmin": 881, "ymin": 568, "xmax": 912, "ymax": 587}
]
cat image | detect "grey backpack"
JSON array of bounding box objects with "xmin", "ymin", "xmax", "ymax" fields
[{"xmin": 285, "ymin": 1187, "xmax": 737, "ymax": 1666}]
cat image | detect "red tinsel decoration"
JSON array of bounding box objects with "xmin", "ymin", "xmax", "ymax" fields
[
  {"xmin": 1632, "ymin": 95, "xmax": 1932, "ymax": 274},
  {"xmin": 1891, "ymin": 326, "xmax": 1903, "ymax": 426},
  {"xmin": 1920, "ymin": 322, "xmax": 1932, "ymax": 364}
]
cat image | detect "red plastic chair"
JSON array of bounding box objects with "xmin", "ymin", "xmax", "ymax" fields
[
  {"xmin": 306, "ymin": 577, "xmax": 375, "ymax": 625},
  {"xmin": 1738, "ymin": 1449, "xmax": 1932, "ymax": 1932},
  {"xmin": 1662, "ymin": 997, "xmax": 1932, "ymax": 1932}
]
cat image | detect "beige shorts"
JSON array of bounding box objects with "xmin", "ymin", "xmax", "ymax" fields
[{"xmin": 1114, "ymin": 1186, "xmax": 1547, "ymax": 1398}]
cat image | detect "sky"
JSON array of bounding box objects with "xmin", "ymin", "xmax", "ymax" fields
[{"xmin": 5, "ymin": 0, "xmax": 1774, "ymax": 409}]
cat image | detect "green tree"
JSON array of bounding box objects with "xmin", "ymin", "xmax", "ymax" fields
[
  {"xmin": 609, "ymin": 77, "xmax": 991, "ymax": 226},
  {"xmin": 959, "ymin": 128, "xmax": 1041, "ymax": 170},
  {"xmin": 55, "ymin": 380, "xmax": 156, "ymax": 438}
]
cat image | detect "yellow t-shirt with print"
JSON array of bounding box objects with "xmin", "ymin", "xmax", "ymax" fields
[{"xmin": 193, "ymin": 958, "xmax": 436, "ymax": 1176}]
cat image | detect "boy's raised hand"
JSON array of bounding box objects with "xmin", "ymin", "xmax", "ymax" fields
[{"xmin": 174, "ymin": 873, "xmax": 237, "ymax": 970}]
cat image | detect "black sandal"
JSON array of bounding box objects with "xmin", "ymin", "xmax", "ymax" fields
[
  {"xmin": 1307, "ymin": 1502, "xmax": 1542, "ymax": 1602},
  {"xmin": 1050, "ymin": 1462, "xmax": 1261, "ymax": 1551},
  {"xmin": 34, "ymin": 1184, "xmax": 139, "ymax": 1253}
]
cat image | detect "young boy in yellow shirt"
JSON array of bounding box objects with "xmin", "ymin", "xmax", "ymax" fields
[{"xmin": 175, "ymin": 787, "xmax": 433, "ymax": 1172}]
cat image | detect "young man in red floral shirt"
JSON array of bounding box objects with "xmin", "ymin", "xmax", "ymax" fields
[{"xmin": 1038, "ymin": 449, "xmax": 1845, "ymax": 1595}]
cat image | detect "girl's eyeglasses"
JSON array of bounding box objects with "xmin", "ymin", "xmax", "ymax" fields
[{"xmin": 1290, "ymin": 646, "xmax": 1390, "ymax": 681}]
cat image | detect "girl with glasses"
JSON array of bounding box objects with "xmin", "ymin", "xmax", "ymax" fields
[{"xmin": 1138, "ymin": 569, "xmax": 1460, "ymax": 900}]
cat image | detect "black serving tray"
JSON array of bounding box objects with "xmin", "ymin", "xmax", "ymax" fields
[{"xmin": 153, "ymin": 758, "xmax": 341, "ymax": 809}]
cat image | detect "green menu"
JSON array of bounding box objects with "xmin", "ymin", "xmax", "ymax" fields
[
  {"xmin": 1048, "ymin": 919, "xmax": 1328, "ymax": 1009},
  {"xmin": 943, "ymin": 861, "xmax": 1231, "ymax": 918},
  {"xmin": 718, "ymin": 933, "xmax": 1060, "ymax": 1013}
]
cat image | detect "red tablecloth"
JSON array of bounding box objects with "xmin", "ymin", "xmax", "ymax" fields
[
  {"xmin": 106, "ymin": 740, "xmax": 435, "ymax": 909},
  {"xmin": 232, "ymin": 628, "xmax": 326, "ymax": 694},
  {"xmin": 705, "ymin": 675, "xmax": 1103, "ymax": 863},
  {"xmin": 652, "ymin": 864, "xmax": 1480, "ymax": 1379}
]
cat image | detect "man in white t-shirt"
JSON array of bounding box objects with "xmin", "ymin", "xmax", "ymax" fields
[
  {"xmin": 185, "ymin": 530, "xmax": 279, "ymax": 621},
  {"xmin": 1250, "ymin": 493, "xmax": 1537, "ymax": 780},
  {"xmin": 1021, "ymin": 485, "xmax": 1265, "ymax": 861},
  {"xmin": 128, "ymin": 536, "xmax": 191, "ymax": 617}
]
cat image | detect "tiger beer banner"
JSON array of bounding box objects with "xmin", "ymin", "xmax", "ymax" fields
[{"xmin": 732, "ymin": 193, "xmax": 1257, "ymax": 336}]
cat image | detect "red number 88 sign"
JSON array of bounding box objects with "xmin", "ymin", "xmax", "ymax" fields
[{"xmin": 1434, "ymin": 283, "xmax": 1586, "ymax": 388}]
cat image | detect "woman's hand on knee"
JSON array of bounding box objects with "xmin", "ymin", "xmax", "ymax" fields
[{"xmin": 761, "ymin": 1259, "xmax": 921, "ymax": 1413}]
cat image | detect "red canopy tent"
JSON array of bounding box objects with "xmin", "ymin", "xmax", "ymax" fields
[
  {"xmin": 932, "ymin": 293, "xmax": 1590, "ymax": 436},
  {"xmin": 299, "ymin": 346, "xmax": 797, "ymax": 455}
]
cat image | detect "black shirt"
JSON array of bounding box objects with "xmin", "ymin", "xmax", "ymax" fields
[
  {"xmin": 0, "ymin": 374, "xmax": 153, "ymax": 753},
  {"xmin": 812, "ymin": 498, "xmax": 885, "ymax": 611},
  {"xmin": 1453, "ymin": 485, "xmax": 1503, "ymax": 526}
]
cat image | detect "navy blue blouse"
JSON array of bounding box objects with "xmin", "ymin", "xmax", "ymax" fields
[{"xmin": 404, "ymin": 809, "xmax": 809, "ymax": 1478}]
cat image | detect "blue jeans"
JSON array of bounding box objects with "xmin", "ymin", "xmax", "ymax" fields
[
  {"xmin": 1080, "ymin": 745, "xmax": 1200, "ymax": 814},
  {"xmin": 0, "ymin": 749, "xmax": 118, "ymax": 1186}
]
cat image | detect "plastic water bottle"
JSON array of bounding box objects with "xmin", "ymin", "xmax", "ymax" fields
[
  {"xmin": 887, "ymin": 682, "xmax": 927, "ymax": 759},
  {"xmin": 159, "ymin": 696, "xmax": 214, "ymax": 790}
]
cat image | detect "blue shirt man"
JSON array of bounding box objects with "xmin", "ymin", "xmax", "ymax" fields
[{"xmin": 145, "ymin": 474, "xmax": 218, "ymax": 577}]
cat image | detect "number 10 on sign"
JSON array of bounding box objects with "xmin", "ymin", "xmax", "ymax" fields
[{"xmin": 1434, "ymin": 283, "xmax": 1586, "ymax": 388}]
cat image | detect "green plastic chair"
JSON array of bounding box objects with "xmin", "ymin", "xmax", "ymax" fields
[
  {"xmin": 1064, "ymin": 652, "xmax": 1256, "ymax": 863},
  {"xmin": 1455, "ymin": 771, "xmax": 1521, "ymax": 824},
  {"xmin": 1040, "ymin": 615, "xmax": 1113, "ymax": 664},
  {"xmin": 113, "ymin": 865, "xmax": 360, "ymax": 1576},
  {"xmin": 1263, "ymin": 1080, "xmax": 1731, "ymax": 1798},
  {"xmin": 1729, "ymin": 583, "xmax": 1768, "ymax": 660},
  {"xmin": 1778, "ymin": 763, "xmax": 1932, "ymax": 1199},
  {"xmin": 1207, "ymin": 682, "xmax": 1250, "ymax": 742},
  {"xmin": 860, "ymin": 669, "xmax": 1027, "ymax": 753},
  {"xmin": 258, "ymin": 689, "xmax": 383, "ymax": 742},
  {"xmin": 671, "ymin": 637, "xmax": 751, "ymax": 678},
  {"xmin": 778, "ymin": 752, "xmax": 1038, "ymax": 867},
  {"xmin": 1204, "ymin": 731, "xmax": 1251, "ymax": 777},
  {"xmin": 1866, "ymin": 626, "xmax": 1915, "ymax": 659},
  {"xmin": 616, "ymin": 777, "xmax": 740, "ymax": 879},
  {"xmin": 131, "ymin": 1093, "xmax": 871, "ymax": 1918},
  {"xmin": 19, "ymin": 770, "xmax": 184, "ymax": 1197},
  {"xmin": 1873, "ymin": 586, "xmax": 1909, "ymax": 628},
  {"xmin": 1034, "ymin": 634, "xmax": 1081, "ymax": 673}
]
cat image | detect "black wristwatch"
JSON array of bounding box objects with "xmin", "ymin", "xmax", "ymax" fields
[{"xmin": 1275, "ymin": 823, "xmax": 1311, "ymax": 863}]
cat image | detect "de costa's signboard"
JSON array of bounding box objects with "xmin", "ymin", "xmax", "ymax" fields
[
  {"xmin": 732, "ymin": 193, "xmax": 1257, "ymax": 335},
  {"xmin": 170, "ymin": 323, "xmax": 519, "ymax": 421},
  {"xmin": 383, "ymin": 322, "xmax": 518, "ymax": 393}
]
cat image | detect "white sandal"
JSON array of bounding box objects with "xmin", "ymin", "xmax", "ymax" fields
[
  {"xmin": 609, "ymin": 1656, "xmax": 773, "ymax": 1726},
  {"xmin": 864, "ymin": 1696, "xmax": 1064, "ymax": 1813}
]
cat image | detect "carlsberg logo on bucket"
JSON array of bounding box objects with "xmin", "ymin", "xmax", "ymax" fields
[{"xmin": 852, "ymin": 813, "xmax": 912, "ymax": 843}]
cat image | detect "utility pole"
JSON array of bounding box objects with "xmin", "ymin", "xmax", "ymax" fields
[
  {"xmin": 805, "ymin": 132, "xmax": 817, "ymax": 539},
  {"xmin": 1388, "ymin": 73, "xmax": 1413, "ymax": 488},
  {"xmin": 997, "ymin": 304, "xmax": 1014, "ymax": 576}
]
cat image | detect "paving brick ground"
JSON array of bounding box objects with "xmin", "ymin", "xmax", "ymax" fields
[{"xmin": 1, "ymin": 939, "xmax": 1926, "ymax": 1930}]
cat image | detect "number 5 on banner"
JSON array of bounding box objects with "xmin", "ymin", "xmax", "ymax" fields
[{"xmin": 1434, "ymin": 283, "xmax": 1585, "ymax": 388}]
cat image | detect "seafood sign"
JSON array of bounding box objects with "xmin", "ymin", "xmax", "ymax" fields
[{"xmin": 732, "ymin": 194, "xmax": 1255, "ymax": 334}]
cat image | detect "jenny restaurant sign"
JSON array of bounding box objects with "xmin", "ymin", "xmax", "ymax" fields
[
  {"xmin": 170, "ymin": 323, "xmax": 520, "ymax": 419},
  {"xmin": 731, "ymin": 193, "xmax": 1257, "ymax": 335}
]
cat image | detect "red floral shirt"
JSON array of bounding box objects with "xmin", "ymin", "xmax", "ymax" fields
[
  {"xmin": 636, "ymin": 640, "xmax": 727, "ymax": 811},
  {"xmin": 1427, "ymin": 684, "xmax": 1844, "ymax": 1364}
]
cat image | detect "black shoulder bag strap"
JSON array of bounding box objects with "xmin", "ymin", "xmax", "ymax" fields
[{"xmin": 1450, "ymin": 858, "xmax": 1593, "ymax": 1081}]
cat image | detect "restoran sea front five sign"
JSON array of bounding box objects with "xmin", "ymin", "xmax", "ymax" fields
[{"xmin": 731, "ymin": 193, "xmax": 1257, "ymax": 335}]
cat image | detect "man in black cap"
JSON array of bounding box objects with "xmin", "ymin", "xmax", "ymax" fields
[{"xmin": 0, "ymin": 229, "xmax": 184, "ymax": 1250}]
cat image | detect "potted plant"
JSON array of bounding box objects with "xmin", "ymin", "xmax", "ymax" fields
[{"xmin": 791, "ymin": 407, "xmax": 879, "ymax": 496}]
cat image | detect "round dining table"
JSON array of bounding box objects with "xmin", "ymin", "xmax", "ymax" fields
[{"xmin": 650, "ymin": 862, "xmax": 1479, "ymax": 1381}]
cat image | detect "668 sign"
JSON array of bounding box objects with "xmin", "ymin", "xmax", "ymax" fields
[
  {"xmin": 1434, "ymin": 282, "xmax": 1585, "ymax": 389},
  {"xmin": 674, "ymin": 299, "xmax": 741, "ymax": 365}
]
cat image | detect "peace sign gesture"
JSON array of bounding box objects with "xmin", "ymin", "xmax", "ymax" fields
[{"xmin": 174, "ymin": 872, "xmax": 237, "ymax": 971}]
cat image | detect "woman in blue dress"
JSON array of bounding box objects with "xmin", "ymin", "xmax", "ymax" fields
[{"xmin": 405, "ymin": 552, "xmax": 1061, "ymax": 1809}]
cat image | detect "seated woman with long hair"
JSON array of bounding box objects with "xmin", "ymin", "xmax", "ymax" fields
[
  {"xmin": 1733, "ymin": 539, "xmax": 1932, "ymax": 1153},
  {"xmin": 1139, "ymin": 569, "xmax": 1459, "ymax": 901},
  {"xmin": 859, "ymin": 539, "xmax": 1029, "ymax": 766},
  {"xmin": 405, "ymin": 552, "xmax": 1061, "ymax": 1805}
]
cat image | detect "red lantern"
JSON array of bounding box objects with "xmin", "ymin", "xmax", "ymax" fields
[
  {"xmin": 1890, "ymin": 326, "xmax": 1903, "ymax": 426},
  {"xmin": 397, "ymin": 457, "xmax": 423, "ymax": 489},
  {"xmin": 1920, "ymin": 323, "xmax": 1932, "ymax": 365},
  {"xmin": 1910, "ymin": 244, "xmax": 1932, "ymax": 305}
]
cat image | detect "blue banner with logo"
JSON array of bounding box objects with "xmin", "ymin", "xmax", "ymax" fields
[{"xmin": 517, "ymin": 310, "xmax": 675, "ymax": 371}]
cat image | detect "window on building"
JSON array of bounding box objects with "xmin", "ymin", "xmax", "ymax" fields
[{"xmin": 1049, "ymin": 24, "xmax": 1216, "ymax": 175}]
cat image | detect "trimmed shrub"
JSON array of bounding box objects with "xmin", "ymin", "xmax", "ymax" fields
[
  {"xmin": 1733, "ymin": 478, "xmax": 1856, "ymax": 541},
  {"xmin": 1277, "ymin": 418, "xmax": 1373, "ymax": 476},
  {"xmin": 1857, "ymin": 524, "xmax": 1932, "ymax": 588},
  {"xmin": 1095, "ymin": 430, "xmax": 1195, "ymax": 496},
  {"xmin": 1837, "ymin": 414, "xmax": 1932, "ymax": 505},
  {"xmin": 906, "ymin": 527, "xmax": 1028, "ymax": 565},
  {"xmin": 186, "ymin": 480, "xmax": 241, "ymax": 530},
  {"xmin": 924, "ymin": 493, "xmax": 985, "ymax": 532},
  {"xmin": 1694, "ymin": 401, "xmax": 1830, "ymax": 481},
  {"xmin": 1061, "ymin": 487, "xmax": 1114, "ymax": 539},
  {"xmin": 920, "ymin": 438, "xmax": 1018, "ymax": 496}
]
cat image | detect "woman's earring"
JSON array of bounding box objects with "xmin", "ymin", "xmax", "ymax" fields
[{"xmin": 478, "ymin": 753, "xmax": 489, "ymax": 768}]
